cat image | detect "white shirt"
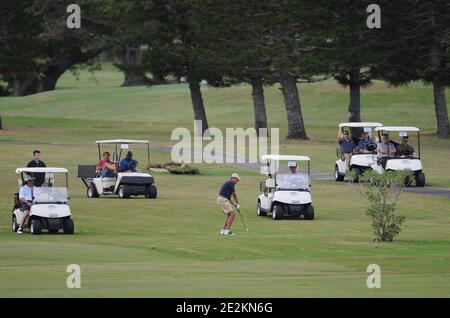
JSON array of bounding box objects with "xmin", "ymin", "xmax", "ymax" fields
[
  {"xmin": 19, "ymin": 185, "xmax": 33, "ymax": 202},
  {"xmin": 278, "ymin": 173, "xmax": 308, "ymax": 189}
]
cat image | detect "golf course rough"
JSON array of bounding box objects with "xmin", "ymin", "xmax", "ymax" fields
[{"xmin": 0, "ymin": 66, "xmax": 449, "ymax": 297}]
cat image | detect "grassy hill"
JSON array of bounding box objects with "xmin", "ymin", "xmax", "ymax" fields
[{"xmin": 0, "ymin": 65, "xmax": 449, "ymax": 297}]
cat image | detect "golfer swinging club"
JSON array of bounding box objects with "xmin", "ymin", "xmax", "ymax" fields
[{"xmin": 217, "ymin": 173, "xmax": 240, "ymax": 236}]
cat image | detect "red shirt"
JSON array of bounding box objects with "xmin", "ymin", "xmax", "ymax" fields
[{"xmin": 97, "ymin": 159, "xmax": 111, "ymax": 170}]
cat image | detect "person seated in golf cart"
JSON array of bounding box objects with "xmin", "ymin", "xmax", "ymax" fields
[
  {"xmin": 396, "ymin": 136, "xmax": 417, "ymax": 158},
  {"xmin": 119, "ymin": 151, "xmax": 138, "ymax": 172},
  {"xmin": 277, "ymin": 161, "xmax": 308, "ymax": 190},
  {"xmin": 17, "ymin": 177, "xmax": 33, "ymax": 234},
  {"xmin": 356, "ymin": 131, "xmax": 377, "ymax": 153},
  {"xmin": 96, "ymin": 151, "xmax": 117, "ymax": 178},
  {"xmin": 338, "ymin": 129, "xmax": 354, "ymax": 169},
  {"xmin": 377, "ymin": 134, "xmax": 397, "ymax": 168}
]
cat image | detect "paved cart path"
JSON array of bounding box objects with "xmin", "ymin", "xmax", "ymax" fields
[
  {"xmin": 163, "ymin": 146, "xmax": 450, "ymax": 199},
  {"xmin": 3, "ymin": 142, "xmax": 449, "ymax": 198}
]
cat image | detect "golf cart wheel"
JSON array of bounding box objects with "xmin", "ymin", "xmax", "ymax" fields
[
  {"xmin": 87, "ymin": 185, "xmax": 99, "ymax": 198},
  {"xmin": 416, "ymin": 172, "xmax": 426, "ymax": 187},
  {"xmin": 118, "ymin": 185, "xmax": 131, "ymax": 199},
  {"xmin": 304, "ymin": 205, "xmax": 315, "ymax": 220},
  {"xmin": 335, "ymin": 166, "xmax": 344, "ymax": 182},
  {"xmin": 272, "ymin": 205, "xmax": 283, "ymax": 220},
  {"xmin": 257, "ymin": 201, "xmax": 266, "ymax": 217},
  {"xmin": 334, "ymin": 166, "xmax": 344, "ymax": 182},
  {"xmin": 12, "ymin": 215, "xmax": 18, "ymax": 232},
  {"xmin": 30, "ymin": 219, "xmax": 42, "ymax": 235},
  {"xmin": 63, "ymin": 219, "xmax": 75, "ymax": 234},
  {"xmin": 145, "ymin": 185, "xmax": 157, "ymax": 199}
]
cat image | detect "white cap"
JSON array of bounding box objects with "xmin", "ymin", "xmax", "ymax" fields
[
  {"xmin": 231, "ymin": 173, "xmax": 240, "ymax": 180},
  {"xmin": 23, "ymin": 175, "xmax": 34, "ymax": 182},
  {"xmin": 288, "ymin": 161, "xmax": 297, "ymax": 167}
]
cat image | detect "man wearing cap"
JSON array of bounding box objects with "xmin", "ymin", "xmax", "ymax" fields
[
  {"xmin": 281, "ymin": 161, "xmax": 307, "ymax": 189},
  {"xmin": 17, "ymin": 178, "xmax": 34, "ymax": 234},
  {"xmin": 26, "ymin": 150, "xmax": 47, "ymax": 187},
  {"xmin": 396, "ymin": 136, "xmax": 416, "ymax": 158},
  {"xmin": 357, "ymin": 131, "xmax": 377, "ymax": 153},
  {"xmin": 338, "ymin": 129, "xmax": 354, "ymax": 170},
  {"xmin": 217, "ymin": 173, "xmax": 240, "ymax": 236}
]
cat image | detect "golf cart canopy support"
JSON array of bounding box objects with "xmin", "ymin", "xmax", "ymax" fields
[
  {"xmin": 261, "ymin": 155, "xmax": 310, "ymax": 162},
  {"xmin": 338, "ymin": 122, "xmax": 383, "ymax": 128},
  {"xmin": 375, "ymin": 126, "xmax": 421, "ymax": 159},
  {"xmin": 375, "ymin": 126, "xmax": 420, "ymax": 132},
  {"xmin": 96, "ymin": 139, "xmax": 150, "ymax": 144},
  {"xmin": 261, "ymin": 155, "xmax": 311, "ymax": 184},
  {"xmin": 95, "ymin": 139, "xmax": 151, "ymax": 166},
  {"xmin": 16, "ymin": 168, "xmax": 69, "ymax": 174}
]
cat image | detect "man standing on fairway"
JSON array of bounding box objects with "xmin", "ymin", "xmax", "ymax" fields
[
  {"xmin": 217, "ymin": 173, "xmax": 240, "ymax": 236},
  {"xmin": 26, "ymin": 150, "xmax": 46, "ymax": 187}
]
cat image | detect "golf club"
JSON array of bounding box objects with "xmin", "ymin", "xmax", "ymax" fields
[{"xmin": 235, "ymin": 207, "xmax": 249, "ymax": 232}]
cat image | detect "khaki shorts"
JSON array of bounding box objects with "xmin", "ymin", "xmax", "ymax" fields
[{"xmin": 217, "ymin": 196, "xmax": 234, "ymax": 214}]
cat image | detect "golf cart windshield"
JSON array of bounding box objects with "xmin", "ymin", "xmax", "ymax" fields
[
  {"xmin": 33, "ymin": 187, "xmax": 68, "ymax": 203},
  {"xmin": 18, "ymin": 170, "xmax": 69, "ymax": 203},
  {"xmin": 276, "ymin": 173, "xmax": 310, "ymax": 190}
]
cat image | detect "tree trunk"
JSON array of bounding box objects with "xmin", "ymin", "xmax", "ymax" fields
[
  {"xmin": 37, "ymin": 69, "xmax": 65, "ymax": 92},
  {"xmin": 10, "ymin": 48, "xmax": 103, "ymax": 96},
  {"xmin": 188, "ymin": 77, "xmax": 209, "ymax": 136},
  {"xmin": 250, "ymin": 77, "xmax": 268, "ymax": 137},
  {"xmin": 426, "ymin": 0, "xmax": 449, "ymax": 139},
  {"xmin": 348, "ymin": 68, "xmax": 361, "ymax": 123},
  {"xmin": 116, "ymin": 46, "xmax": 147, "ymax": 87},
  {"xmin": 433, "ymin": 81, "xmax": 449, "ymax": 139},
  {"xmin": 0, "ymin": 114, "xmax": 3, "ymax": 130},
  {"xmin": 279, "ymin": 68, "xmax": 308, "ymax": 140},
  {"xmin": 12, "ymin": 76, "xmax": 37, "ymax": 96},
  {"xmin": 348, "ymin": 68, "xmax": 362, "ymax": 137}
]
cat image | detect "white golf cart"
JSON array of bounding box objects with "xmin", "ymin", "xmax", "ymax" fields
[
  {"xmin": 78, "ymin": 139, "xmax": 157, "ymax": 199},
  {"xmin": 372, "ymin": 126, "xmax": 426, "ymax": 187},
  {"xmin": 335, "ymin": 122, "xmax": 383, "ymax": 181},
  {"xmin": 257, "ymin": 155, "xmax": 314, "ymax": 220},
  {"xmin": 12, "ymin": 168, "xmax": 75, "ymax": 235}
]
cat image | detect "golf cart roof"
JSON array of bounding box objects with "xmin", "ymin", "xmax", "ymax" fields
[
  {"xmin": 338, "ymin": 122, "xmax": 383, "ymax": 128},
  {"xmin": 96, "ymin": 139, "xmax": 150, "ymax": 144},
  {"xmin": 16, "ymin": 168, "xmax": 68, "ymax": 174},
  {"xmin": 261, "ymin": 155, "xmax": 310, "ymax": 162},
  {"xmin": 375, "ymin": 126, "xmax": 420, "ymax": 132}
]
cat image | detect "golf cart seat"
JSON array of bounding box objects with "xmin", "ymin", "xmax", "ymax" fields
[{"xmin": 390, "ymin": 140, "xmax": 400, "ymax": 148}]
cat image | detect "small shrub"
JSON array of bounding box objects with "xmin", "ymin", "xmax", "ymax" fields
[{"xmin": 347, "ymin": 169, "xmax": 413, "ymax": 242}]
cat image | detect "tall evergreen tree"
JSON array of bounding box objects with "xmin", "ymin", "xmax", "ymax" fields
[
  {"xmin": 329, "ymin": 1, "xmax": 379, "ymax": 125},
  {"xmin": 377, "ymin": 0, "xmax": 450, "ymax": 139},
  {"xmin": 269, "ymin": 0, "xmax": 331, "ymax": 139},
  {"xmin": 191, "ymin": 0, "xmax": 278, "ymax": 136},
  {"xmin": 137, "ymin": 0, "xmax": 231, "ymax": 135}
]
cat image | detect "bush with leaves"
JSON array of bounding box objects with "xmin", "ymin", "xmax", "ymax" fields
[{"xmin": 347, "ymin": 169, "xmax": 414, "ymax": 242}]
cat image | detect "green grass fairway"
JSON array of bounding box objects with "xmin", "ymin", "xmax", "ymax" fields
[{"xmin": 0, "ymin": 66, "xmax": 449, "ymax": 297}]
